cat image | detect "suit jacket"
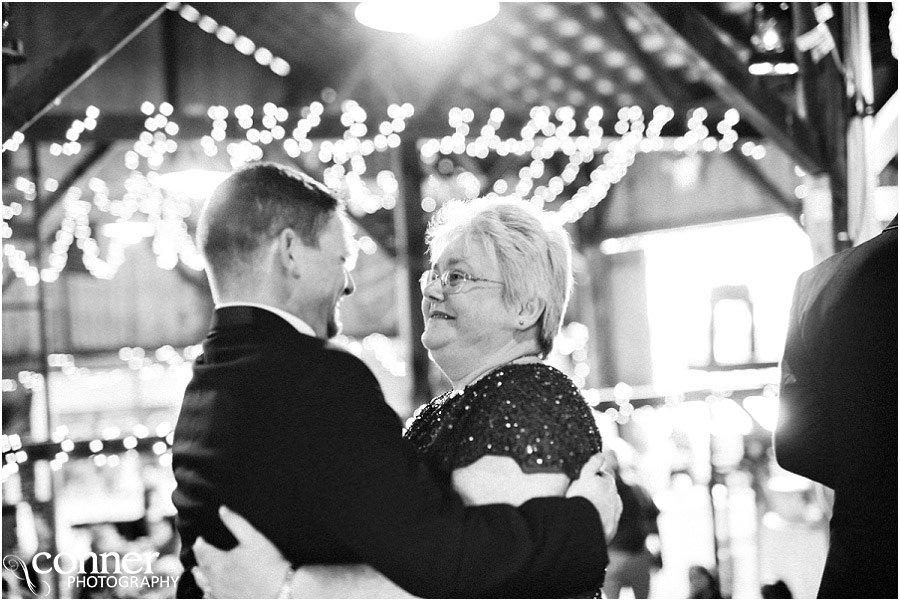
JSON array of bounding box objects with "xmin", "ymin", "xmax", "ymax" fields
[
  {"xmin": 173, "ymin": 307, "xmax": 608, "ymax": 598},
  {"xmin": 775, "ymin": 220, "xmax": 897, "ymax": 598}
]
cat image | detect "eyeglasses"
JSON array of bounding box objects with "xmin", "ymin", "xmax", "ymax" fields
[{"xmin": 419, "ymin": 269, "xmax": 503, "ymax": 294}]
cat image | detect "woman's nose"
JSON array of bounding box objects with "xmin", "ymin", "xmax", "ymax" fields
[{"xmin": 421, "ymin": 277, "xmax": 444, "ymax": 301}]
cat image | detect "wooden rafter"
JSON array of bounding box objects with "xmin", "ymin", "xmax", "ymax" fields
[
  {"xmin": 872, "ymin": 91, "xmax": 898, "ymax": 174},
  {"xmin": 35, "ymin": 143, "xmax": 113, "ymax": 224},
  {"xmin": 725, "ymin": 151, "xmax": 803, "ymax": 225},
  {"xmin": 2, "ymin": 3, "xmax": 167, "ymax": 141},
  {"xmin": 607, "ymin": 4, "xmax": 690, "ymax": 111},
  {"xmin": 191, "ymin": 2, "xmax": 352, "ymax": 106},
  {"xmin": 634, "ymin": 2, "xmax": 824, "ymax": 174},
  {"xmin": 193, "ymin": 2, "xmax": 352, "ymax": 76}
]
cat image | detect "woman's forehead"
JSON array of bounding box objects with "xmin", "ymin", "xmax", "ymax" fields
[{"xmin": 432, "ymin": 234, "xmax": 497, "ymax": 268}]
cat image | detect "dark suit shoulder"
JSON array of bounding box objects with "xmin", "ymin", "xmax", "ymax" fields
[
  {"xmin": 303, "ymin": 341, "xmax": 383, "ymax": 391},
  {"xmin": 320, "ymin": 340, "xmax": 377, "ymax": 372},
  {"xmin": 795, "ymin": 229, "xmax": 896, "ymax": 322},
  {"xmin": 270, "ymin": 339, "xmax": 394, "ymax": 423},
  {"xmin": 802, "ymin": 228, "xmax": 895, "ymax": 285}
]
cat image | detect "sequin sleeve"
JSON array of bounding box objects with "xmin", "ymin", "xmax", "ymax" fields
[{"xmin": 449, "ymin": 364, "xmax": 602, "ymax": 480}]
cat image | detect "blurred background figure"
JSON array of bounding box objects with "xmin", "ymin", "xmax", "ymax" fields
[
  {"xmin": 602, "ymin": 441, "xmax": 661, "ymax": 599},
  {"xmin": 688, "ymin": 565, "xmax": 723, "ymax": 599},
  {"xmin": 74, "ymin": 524, "xmax": 125, "ymax": 599},
  {"xmin": 761, "ymin": 579, "xmax": 793, "ymax": 598}
]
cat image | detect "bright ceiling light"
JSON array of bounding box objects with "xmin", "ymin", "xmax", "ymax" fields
[
  {"xmin": 156, "ymin": 170, "xmax": 230, "ymax": 201},
  {"xmin": 101, "ymin": 221, "xmax": 155, "ymax": 246},
  {"xmin": 355, "ymin": 1, "xmax": 500, "ymax": 35}
]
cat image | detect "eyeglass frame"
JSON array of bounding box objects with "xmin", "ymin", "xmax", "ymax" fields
[{"xmin": 419, "ymin": 269, "xmax": 504, "ymax": 294}]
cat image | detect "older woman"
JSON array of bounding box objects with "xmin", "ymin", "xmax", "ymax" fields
[{"xmin": 192, "ymin": 197, "xmax": 613, "ymax": 597}]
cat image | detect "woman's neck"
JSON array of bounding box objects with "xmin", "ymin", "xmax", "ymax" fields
[{"xmin": 443, "ymin": 342, "xmax": 542, "ymax": 390}]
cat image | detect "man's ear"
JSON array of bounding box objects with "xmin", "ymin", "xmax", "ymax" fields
[
  {"xmin": 277, "ymin": 228, "xmax": 302, "ymax": 277},
  {"xmin": 516, "ymin": 298, "xmax": 544, "ymax": 330}
]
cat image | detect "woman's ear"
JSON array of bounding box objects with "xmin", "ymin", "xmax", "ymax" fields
[{"xmin": 516, "ymin": 298, "xmax": 544, "ymax": 330}]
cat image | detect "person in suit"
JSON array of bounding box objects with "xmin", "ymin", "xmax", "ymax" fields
[
  {"xmin": 172, "ymin": 163, "xmax": 620, "ymax": 598},
  {"xmin": 774, "ymin": 216, "xmax": 897, "ymax": 598}
]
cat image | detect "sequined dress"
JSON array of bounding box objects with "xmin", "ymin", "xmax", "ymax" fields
[{"xmin": 404, "ymin": 362, "xmax": 605, "ymax": 596}]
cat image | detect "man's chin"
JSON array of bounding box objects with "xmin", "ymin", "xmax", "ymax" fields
[{"xmin": 326, "ymin": 305, "xmax": 343, "ymax": 339}]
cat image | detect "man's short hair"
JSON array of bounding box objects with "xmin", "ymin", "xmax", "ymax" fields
[{"xmin": 197, "ymin": 162, "xmax": 341, "ymax": 281}]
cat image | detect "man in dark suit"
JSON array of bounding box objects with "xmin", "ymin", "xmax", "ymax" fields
[
  {"xmin": 172, "ymin": 163, "xmax": 620, "ymax": 598},
  {"xmin": 775, "ymin": 216, "xmax": 897, "ymax": 598}
]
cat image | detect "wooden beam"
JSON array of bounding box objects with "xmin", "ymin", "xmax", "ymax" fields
[
  {"xmin": 192, "ymin": 2, "xmax": 351, "ymax": 81},
  {"xmin": 609, "ymin": 4, "xmax": 692, "ymax": 111},
  {"xmin": 872, "ymin": 92, "xmax": 898, "ymax": 174},
  {"xmin": 635, "ymin": 2, "xmax": 824, "ymax": 174},
  {"xmin": 725, "ymin": 151, "xmax": 803, "ymax": 225},
  {"xmin": 161, "ymin": 9, "xmax": 182, "ymax": 107},
  {"xmin": 36, "ymin": 142, "xmax": 113, "ymax": 224},
  {"xmin": 600, "ymin": 206, "xmax": 787, "ymax": 239},
  {"xmin": 573, "ymin": 156, "xmax": 615, "ymax": 247},
  {"xmin": 2, "ymin": 265, "xmax": 19, "ymax": 291},
  {"xmin": 2, "ymin": 3, "xmax": 167, "ymax": 141}
]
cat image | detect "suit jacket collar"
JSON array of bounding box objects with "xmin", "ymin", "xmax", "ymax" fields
[
  {"xmin": 216, "ymin": 302, "xmax": 316, "ymax": 336},
  {"xmin": 210, "ymin": 305, "xmax": 318, "ymax": 341}
]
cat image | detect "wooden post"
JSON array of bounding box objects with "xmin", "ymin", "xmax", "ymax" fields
[
  {"xmin": 582, "ymin": 246, "xmax": 618, "ymax": 388},
  {"xmin": 803, "ymin": 173, "xmax": 837, "ymax": 264},
  {"xmin": 161, "ymin": 8, "xmax": 181, "ymax": 108},
  {"xmin": 792, "ymin": 3, "xmax": 849, "ymax": 253},
  {"xmin": 573, "ymin": 178, "xmax": 618, "ymax": 388},
  {"xmin": 392, "ymin": 138, "xmax": 431, "ymax": 418},
  {"xmin": 844, "ymin": 2, "xmax": 881, "ymax": 244},
  {"xmin": 640, "ymin": 2, "xmax": 823, "ymax": 174},
  {"xmin": 28, "ymin": 143, "xmax": 61, "ymax": 599}
]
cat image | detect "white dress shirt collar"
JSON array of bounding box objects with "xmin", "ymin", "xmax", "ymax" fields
[{"xmin": 216, "ymin": 302, "xmax": 317, "ymax": 338}]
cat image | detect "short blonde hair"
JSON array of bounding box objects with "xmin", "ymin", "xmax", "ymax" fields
[{"xmin": 425, "ymin": 197, "xmax": 573, "ymax": 357}]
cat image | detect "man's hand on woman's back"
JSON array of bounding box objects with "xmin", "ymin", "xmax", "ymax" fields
[{"xmin": 566, "ymin": 452, "xmax": 623, "ymax": 541}]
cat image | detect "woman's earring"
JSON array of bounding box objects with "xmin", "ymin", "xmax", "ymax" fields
[{"xmin": 518, "ymin": 319, "xmax": 525, "ymax": 326}]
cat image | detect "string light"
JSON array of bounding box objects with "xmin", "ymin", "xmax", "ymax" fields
[
  {"xmin": 1, "ymin": 131, "xmax": 26, "ymax": 153},
  {"xmin": 2, "ymin": 430, "xmax": 174, "ymax": 481},
  {"xmin": 171, "ymin": 3, "xmax": 291, "ymax": 77},
  {"xmin": 1, "ymin": 338, "xmax": 781, "ymax": 479},
  {"xmin": 4, "ymin": 98, "xmax": 751, "ymax": 287}
]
